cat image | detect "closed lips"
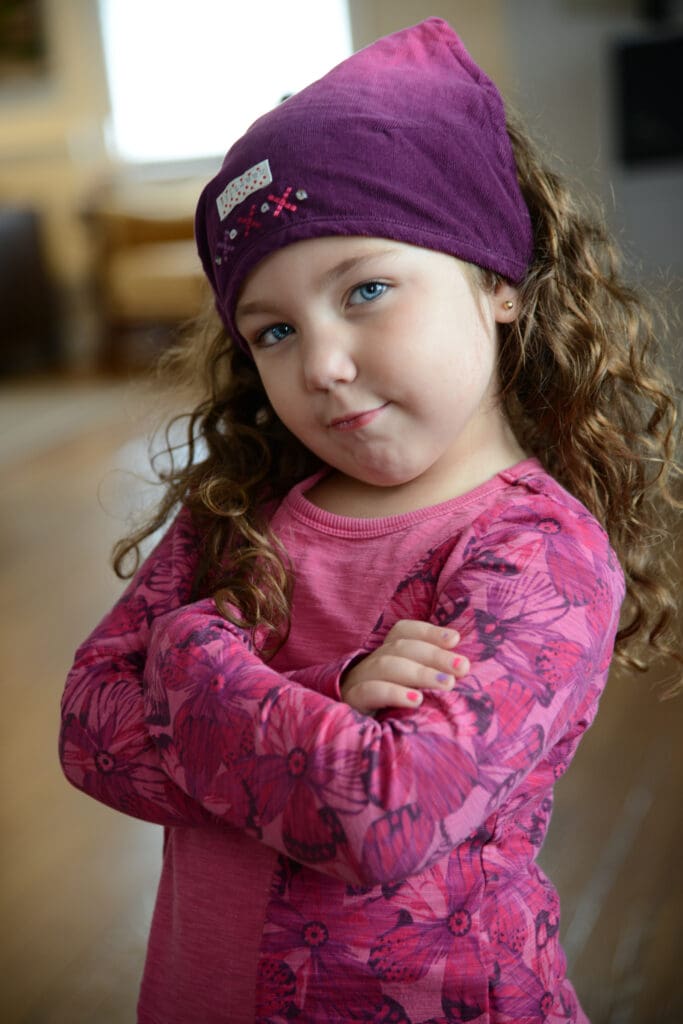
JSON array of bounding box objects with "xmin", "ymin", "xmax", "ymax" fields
[{"xmin": 329, "ymin": 404, "xmax": 388, "ymax": 429}]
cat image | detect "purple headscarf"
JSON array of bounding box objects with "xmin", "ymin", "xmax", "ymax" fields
[{"xmin": 195, "ymin": 18, "xmax": 533, "ymax": 349}]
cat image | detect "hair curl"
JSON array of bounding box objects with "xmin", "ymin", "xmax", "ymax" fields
[
  {"xmin": 114, "ymin": 112, "xmax": 681, "ymax": 683},
  {"xmin": 113, "ymin": 308, "xmax": 319, "ymax": 657}
]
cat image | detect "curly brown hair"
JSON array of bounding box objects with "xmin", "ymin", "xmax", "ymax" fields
[
  {"xmin": 114, "ymin": 111, "xmax": 681, "ymax": 681},
  {"xmin": 113, "ymin": 309, "xmax": 319, "ymax": 657}
]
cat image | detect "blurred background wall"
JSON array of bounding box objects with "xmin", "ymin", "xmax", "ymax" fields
[{"xmin": 0, "ymin": 0, "xmax": 110, "ymax": 367}]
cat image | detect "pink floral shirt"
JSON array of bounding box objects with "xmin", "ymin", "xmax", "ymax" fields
[{"xmin": 60, "ymin": 460, "xmax": 624, "ymax": 1023}]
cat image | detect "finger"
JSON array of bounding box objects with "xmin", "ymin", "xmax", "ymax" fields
[
  {"xmin": 349, "ymin": 654, "xmax": 451, "ymax": 693},
  {"xmin": 375, "ymin": 641, "xmax": 469, "ymax": 681},
  {"xmin": 386, "ymin": 620, "xmax": 461, "ymax": 649},
  {"xmin": 345, "ymin": 679, "xmax": 426, "ymax": 714},
  {"xmin": 451, "ymin": 653, "xmax": 470, "ymax": 677}
]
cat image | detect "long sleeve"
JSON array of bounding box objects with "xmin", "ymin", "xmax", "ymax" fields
[
  {"xmin": 141, "ymin": 500, "xmax": 624, "ymax": 886},
  {"xmin": 59, "ymin": 507, "xmax": 355, "ymax": 827},
  {"xmin": 59, "ymin": 509, "xmax": 215, "ymax": 827}
]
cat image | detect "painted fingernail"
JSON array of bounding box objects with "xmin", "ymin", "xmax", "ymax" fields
[
  {"xmin": 452, "ymin": 656, "xmax": 464, "ymax": 669},
  {"xmin": 436, "ymin": 673, "xmax": 451, "ymax": 683},
  {"xmin": 407, "ymin": 691, "xmax": 422, "ymax": 703}
]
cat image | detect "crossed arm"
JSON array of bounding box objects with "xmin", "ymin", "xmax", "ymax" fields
[{"xmin": 60, "ymin": 503, "xmax": 622, "ymax": 885}]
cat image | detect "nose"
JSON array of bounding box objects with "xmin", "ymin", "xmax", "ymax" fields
[{"xmin": 301, "ymin": 331, "xmax": 357, "ymax": 391}]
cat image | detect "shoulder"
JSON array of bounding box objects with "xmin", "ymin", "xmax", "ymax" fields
[
  {"xmin": 427, "ymin": 468, "xmax": 626, "ymax": 697},
  {"xmin": 128, "ymin": 504, "xmax": 200, "ymax": 604},
  {"xmin": 442, "ymin": 463, "xmax": 625, "ymax": 610},
  {"xmin": 478, "ymin": 464, "xmax": 619, "ymax": 561},
  {"xmin": 144, "ymin": 503, "xmax": 199, "ymax": 567}
]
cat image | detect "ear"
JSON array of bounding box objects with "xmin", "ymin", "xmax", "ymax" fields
[{"xmin": 492, "ymin": 281, "xmax": 520, "ymax": 323}]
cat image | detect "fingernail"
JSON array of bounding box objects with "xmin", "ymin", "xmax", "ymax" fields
[
  {"xmin": 436, "ymin": 673, "xmax": 451, "ymax": 683},
  {"xmin": 442, "ymin": 630, "xmax": 459, "ymax": 645},
  {"xmin": 452, "ymin": 656, "xmax": 464, "ymax": 669},
  {"xmin": 407, "ymin": 691, "xmax": 422, "ymax": 703}
]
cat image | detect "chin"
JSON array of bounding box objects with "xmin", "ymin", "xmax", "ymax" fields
[{"xmin": 353, "ymin": 466, "xmax": 421, "ymax": 489}]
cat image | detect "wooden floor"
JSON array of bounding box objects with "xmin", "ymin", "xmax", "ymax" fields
[{"xmin": 1, "ymin": 378, "xmax": 681, "ymax": 1023}]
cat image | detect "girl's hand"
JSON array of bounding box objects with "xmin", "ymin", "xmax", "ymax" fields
[{"xmin": 340, "ymin": 620, "xmax": 469, "ymax": 715}]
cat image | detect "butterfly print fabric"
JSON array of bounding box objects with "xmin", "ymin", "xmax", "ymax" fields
[{"xmin": 60, "ymin": 460, "xmax": 624, "ymax": 1022}]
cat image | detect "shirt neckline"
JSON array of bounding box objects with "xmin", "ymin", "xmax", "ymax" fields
[{"xmin": 281, "ymin": 457, "xmax": 545, "ymax": 538}]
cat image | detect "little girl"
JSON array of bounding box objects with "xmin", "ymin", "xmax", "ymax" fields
[{"xmin": 60, "ymin": 18, "xmax": 680, "ymax": 1024}]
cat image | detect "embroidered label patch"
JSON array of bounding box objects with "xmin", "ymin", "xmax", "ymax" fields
[{"xmin": 216, "ymin": 159, "xmax": 272, "ymax": 220}]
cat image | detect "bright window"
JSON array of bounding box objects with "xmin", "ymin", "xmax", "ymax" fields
[{"xmin": 98, "ymin": 0, "xmax": 352, "ymax": 163}]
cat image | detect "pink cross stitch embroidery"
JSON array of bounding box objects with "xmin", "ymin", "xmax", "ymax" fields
[
  {"xmin": 267, "ymin": 187, "xmax": 298, "ymax": 217},
  {"xmin": 238, "ymin": 204, "xmax": 262, "ymax": 237}
]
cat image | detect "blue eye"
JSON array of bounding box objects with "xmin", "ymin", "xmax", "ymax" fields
[
  {"xmin": 256, "ymin": 322, "xmax": 294, "ymax": 347},
  {"xmin": 349, "ymin": 281, "xmax": 388, "ymax": 305}
]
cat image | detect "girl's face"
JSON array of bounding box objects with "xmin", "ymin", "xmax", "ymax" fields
[{"xmin": 235, "ymin": 236, "xmax": 521, "ymax": 510}]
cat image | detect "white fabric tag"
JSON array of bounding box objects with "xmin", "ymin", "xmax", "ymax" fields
[{"xmin": 216, "ymin": 159, "xmax": 272, "ymax": 220}]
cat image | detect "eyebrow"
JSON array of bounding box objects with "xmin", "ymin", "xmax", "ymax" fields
[{"xmin": 235, "ymin": 247, "xmax": 398, "ymax": 321}]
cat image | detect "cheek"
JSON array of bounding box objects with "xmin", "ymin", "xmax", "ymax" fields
[
  {"xmin": 473, "ymin": 338, "xmax": 498, "ymax": 381},
  {"xmin": 265, "ymin": 389, "xmax": 298, "ymax": 429},
  {"xmin": 254, "ymin": 362, "xmax": 297, "ymax": 417},
  {"xmin": 460, "ymin": 313, "xmax": 500, "ymax": 378}
]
